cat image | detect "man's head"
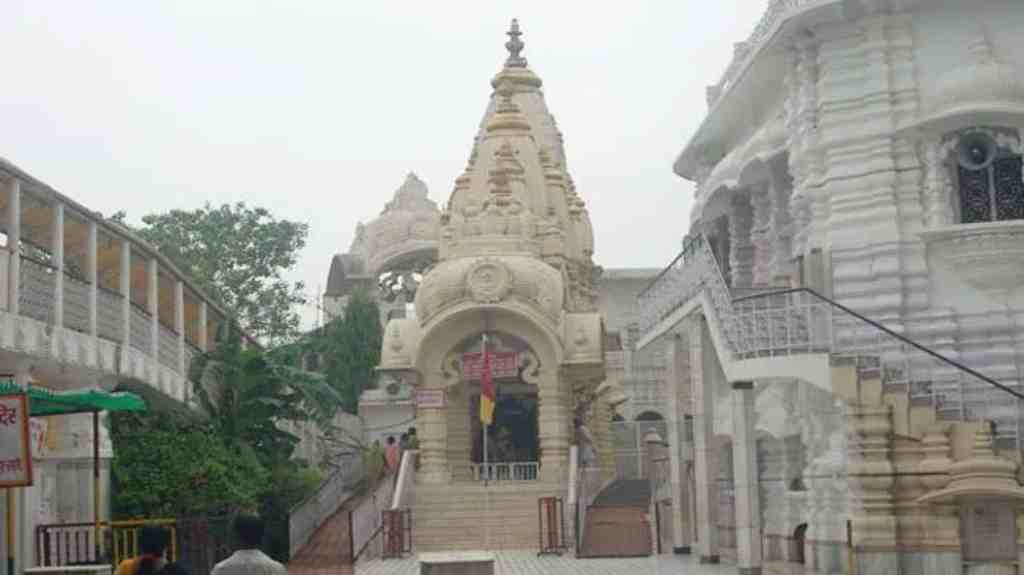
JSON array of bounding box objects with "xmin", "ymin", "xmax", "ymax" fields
[
  {"xmin": 139, "ymin": 525, "xmax": 171, "ymax": 556},
  {"xmin": 408, "ymin": 427, "xmax": 416, "ymax": 436},
  {"xmin": 400, "ymin": 433, "xmax": 408, "ymax": 442},
  {"xmin": 386, "ymin": 436, "xmax": 395, "ymax": 446},
  {"xmin": 234, "ymin": 515, "xmax": 265, "ymax": 549}
]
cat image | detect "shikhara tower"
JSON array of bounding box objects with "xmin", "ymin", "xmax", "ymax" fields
[{"xmin": 377, "ymin": 20, "xmax": 614, "ymax": 550}]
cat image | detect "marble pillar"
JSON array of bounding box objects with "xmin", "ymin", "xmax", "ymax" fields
[
  {"xmin": 750, "ymin": 184, "xmax": 773, "ymax": 288},
  {"xmin": 447, "ymin": 383, "xmax": 471, "ymax": 481},
  {"xmin": 665, "ymin": 334, "xmax": 691, "ymax": 553},
  {"xmin": 419, "ymin": 371, "xmax": 450, "ymax": 484},
  {"xmin": 848, "ymin": 401, "xmax": 898, "ymax": 574},
  {"xmin": 728, "ymin": 192, "xmax": 755, "ymax": 288},
  {"xmin": 592, "ymin": 397, "xmax": 615, "ymax": 485},
  {"xmin": 690, "ymin": 318, "xmax": 720, "ymax": 563},
  {"xmin": 732, "ymin": 381, "xmax": 762, "ymax": 575},
  {"xmin": 538, "ymin": 369, "xmax": 569, "ymax": 483}
]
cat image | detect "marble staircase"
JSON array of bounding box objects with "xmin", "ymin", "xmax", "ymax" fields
[
  {"xmin": 579, "ymin": 479, "xmax": 653, "ymax": 558},
  {"xmin": 411, "ymin": 481, "xmax": 568, "ymax": 552}
]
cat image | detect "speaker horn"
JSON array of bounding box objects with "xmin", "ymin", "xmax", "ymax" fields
[{"xmin": 957, "ymin": 131, "xmax": 997, "ymax": 171}]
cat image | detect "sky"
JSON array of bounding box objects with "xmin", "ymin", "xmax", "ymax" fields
[{"xmin": 0, "ymin": 1, "xmax": 767, "ymax": 328}]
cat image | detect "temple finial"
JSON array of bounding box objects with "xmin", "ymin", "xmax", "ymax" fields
[{"xmin": 505, "ymin": 18, "xmax": 527, "ymax": 68}]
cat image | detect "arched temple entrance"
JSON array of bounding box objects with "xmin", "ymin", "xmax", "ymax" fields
[{"xmin": 447, "ymin": 332, "xmax": 541, "ymax": 481}]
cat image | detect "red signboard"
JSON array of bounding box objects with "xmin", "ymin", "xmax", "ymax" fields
[
  {"xmin": 462, "ymin": 352, "xmax": 519, "ymax": 380},
  {"xmin": 0, "ymin": 392, "xmax": 32, "ymax": 487}
]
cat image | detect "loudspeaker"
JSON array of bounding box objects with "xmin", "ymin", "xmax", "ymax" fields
[{"xmin": 957, "ymin": 131, "xmax": 997, "ymax": 171}]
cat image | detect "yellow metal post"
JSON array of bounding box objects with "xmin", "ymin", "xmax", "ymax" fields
[{"xmin": 5, "ymin": 489, "xmax": 14, "ymax": 575}]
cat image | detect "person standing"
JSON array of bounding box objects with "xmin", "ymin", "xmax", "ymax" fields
[
  {"xmin": 114, "ymin": 525, "xmax": 170, "ymax": 575},
  {"xmin": 384, "ymin": 435, "xmax": 401, "ymax": 475},
  {"xmin": 211, "ymin": 515, "xmax": 286, "ymax": 575}
]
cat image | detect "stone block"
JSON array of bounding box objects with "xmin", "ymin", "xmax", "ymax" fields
[{"xmin": 419, "ymin": 551, "xmax": 495, "ymax": 575}]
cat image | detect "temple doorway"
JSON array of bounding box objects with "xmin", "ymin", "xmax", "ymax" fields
[{"xmin": 457, "ymin": 332, "xmax": 541, "ymax": 480}]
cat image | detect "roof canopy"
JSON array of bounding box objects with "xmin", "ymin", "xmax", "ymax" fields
[{"xmin": 0, "ymin": 382, "xmax": 146, "ymax": 416}]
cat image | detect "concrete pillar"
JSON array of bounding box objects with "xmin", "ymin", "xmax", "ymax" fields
[
  {"xmin": 120, "ymin": 241, "xmax": 131, "ymax": 345},
  {"xmin": 690, "ymin": 317, "xmax": 719, "ymax": 563},
  {"xmin": 538, "ymin": 369, "xmax": 569, "ymax": 483},
  {"xmin": 52, "ymin": 202, "xmax": 64, "ymax": 329},
  {"xmin": 731, "ymin": 381, "xmax": 762, "ymax": 575},
  {"xmin": 198, "ymin": 301, "xmax": 208, "ymax": 351},
  {"xmin": 147, "ymin": 257, "xmax": 158, "ymax": 361},
  {"xmin": 174, "ymin": 280, "xmax": 184, "ymax": 372},
  {"xmin": 6, "ymin": 179, "xmax": 19, "ymax": 315},
  {"xmin": 665, "ymin": 334, "xmax": 691, "ymax": 554},
  {"xmin": 87, "ymin": 220, "xmax": 98, "ymax": 337}
]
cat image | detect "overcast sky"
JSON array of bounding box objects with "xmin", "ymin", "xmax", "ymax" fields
[{"xmin": 1, "ymin": 1, "xmax": 767, "ymax": 328}]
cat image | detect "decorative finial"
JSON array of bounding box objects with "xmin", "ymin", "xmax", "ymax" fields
[{"xmin": 505, "ymin": 18, "xmax": 527, "ymax": 68}]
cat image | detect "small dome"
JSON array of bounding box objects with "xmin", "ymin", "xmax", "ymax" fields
[
  {"xmin": 362, "ymin": 173, "xmax": 441, "ymax": 273},
  {"xmin": 927, "ymin": 32, "xmax": 1024, "ymax": 119}
]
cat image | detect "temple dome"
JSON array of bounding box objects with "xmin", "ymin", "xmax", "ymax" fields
[{"xmin": 357, "ymin": 172, "xmax": 441, "ymax": 275}]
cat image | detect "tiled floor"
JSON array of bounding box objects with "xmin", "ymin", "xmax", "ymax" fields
[
  {"xmin": 356, "ymin": 551, "xmax": 739, "ymax": 575},
  {"xmin": 288, "ymin": 507, "xmax": 355, "ymax": 575}
]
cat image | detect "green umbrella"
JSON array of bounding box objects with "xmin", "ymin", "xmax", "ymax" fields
[{"xmin": 0, "ymin": 380, "xmax": 147, "ymax": 561}]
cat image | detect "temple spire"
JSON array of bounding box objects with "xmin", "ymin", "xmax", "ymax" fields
[{"xmin": 504, "ymin": 18, "xmax": 527, "ymax": 68}]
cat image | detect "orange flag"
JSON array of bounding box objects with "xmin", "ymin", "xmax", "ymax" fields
[{"xmin": 480, "ymin": 342, "xmax": 495, "ymax": 426}]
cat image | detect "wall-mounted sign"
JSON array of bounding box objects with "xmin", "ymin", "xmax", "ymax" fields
[
  {"xmin": 415, "ymin": 389, "xmax": 446, "ymax": 409},
  {"xmin": 0, "ymin": 392, "xmax": 32, "ymax": 487},
  {"xmin": 462, "ymin": 352, "xmax": 519, "ymax": 380}
]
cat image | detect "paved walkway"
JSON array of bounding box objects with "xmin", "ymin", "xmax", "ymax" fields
[
  {"xmin": 288, "ymin": 507, "xmax": 354, "ymax": 575},
  {"xmin": 356, "ymin": 551, "xmax": 737, "ymax": 574}
]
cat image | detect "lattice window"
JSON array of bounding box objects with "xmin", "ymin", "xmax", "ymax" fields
[{"xmin": 950, "ymin": 128, "xmax": 1024, "ymax": 223}]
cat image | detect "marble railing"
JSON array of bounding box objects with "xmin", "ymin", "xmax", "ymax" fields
[
  {"xmin": 19, "ymin": 256, "xmax": 56, "ymax": 324},
  {"xmin": 468, "ymin": 461, "xmax": 539, "ymax": 482},
  {"xmin": 638, "ymin": 235, "xmax": 1024, "ymax": 451},
  {"xmin": 708, "ymin": 0, "xmax": 813, "ymax": 104}
]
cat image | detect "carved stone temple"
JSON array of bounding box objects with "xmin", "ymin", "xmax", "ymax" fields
[{"xmin": 372, "ymin": 21, "xmax": 613, "ymax": 550}]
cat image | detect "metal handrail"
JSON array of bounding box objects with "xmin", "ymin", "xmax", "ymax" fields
[
  {"xmin": 637, "ymin": 235, "xmax": 704, "ymax": 298},
  {"xmin": 732, "ymin": 287, "xmax": 1024, "ymax": 401}
]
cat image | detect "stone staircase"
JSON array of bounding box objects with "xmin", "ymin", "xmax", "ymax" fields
[
  {"xmin": 411, "ymin": 481, "xmax": 567, "ymax": 552},
  {"xmin": 579, "ymin": 479, "xmax": 652, "ymax": 558}
]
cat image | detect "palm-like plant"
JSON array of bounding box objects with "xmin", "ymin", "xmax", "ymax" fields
[{"xmin": 189, "ymin": 322, "xmax": 343, "ymax": 464}]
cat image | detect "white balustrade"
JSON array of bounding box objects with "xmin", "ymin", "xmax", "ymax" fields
[
  {"xmin": 351, "ymin": 476, "xmax": 396, "ymax": 562},
  {"xmin": 468, "ymin": 461, "xmax": 539, "ymax": 482},
  {"xmin": 289, "ymin": 452, "xmax": 364, "ymax": 557},
  {"xmin": 640, "ymin": 235, "xmax": 1024, "ymax": 453},
  {"xmin": 0, "ymin": 168, "xmax": 236, "ymax": 404},
  {"xmin": 391, "ymin": 450, "xmax": 417, "ymax": 510}
]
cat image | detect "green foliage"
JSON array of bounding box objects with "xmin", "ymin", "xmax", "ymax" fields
[
  {"xmin": 110, "ymin": 410, "xmax": 266, "ymax": 518},
  {"xmin": 111, "ymin": 324, "xmax": 340, "ymax": 559},
  {"xmin": 315, "ymin": 289, "xmax": 383, "ymax": 413},
  {"xmin": 110, "ymin": 202, "xmax": 308, "ymax": 344}
]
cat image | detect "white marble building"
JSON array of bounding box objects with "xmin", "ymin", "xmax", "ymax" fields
[{"xmin": 638, "ymin": 1, "xmax": 1024, "ymax": 574}]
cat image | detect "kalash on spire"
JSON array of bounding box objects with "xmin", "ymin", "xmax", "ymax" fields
[{"xmin": 438, "ymin": 19, "xmax": 599, "ymax": 313}]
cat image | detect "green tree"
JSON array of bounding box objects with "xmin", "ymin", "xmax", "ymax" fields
[
  {"xmin": 317, "ymin": 289, "xmax": 383, "ymax": 413},
  {"xmin": 189, "ymin": 322, "xmax": 343, "ymax": 460},
  {"xmin": 111, "ymin": 203, "xmax": 308, "ymax": 344},
  {"xmin": 110, "ymin": 410, "xmax": 267, "ymax": 518}
]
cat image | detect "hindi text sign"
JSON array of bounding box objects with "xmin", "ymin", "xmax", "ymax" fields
[
  {"xmin": 0, "ymin": 393, "xmax": 32, "ymax": 487},
  {"xmin": 416, "ymin": 389, "xmax": 446, "ymax": 409},
  {"xmin": 462, "ymin": 352, "xmax": 518, "ymax": 380}
]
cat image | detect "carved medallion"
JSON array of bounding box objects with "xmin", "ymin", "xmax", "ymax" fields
[{"xmin": 466, "ymin": 259, "xmax": 510, "ymax": 303}]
